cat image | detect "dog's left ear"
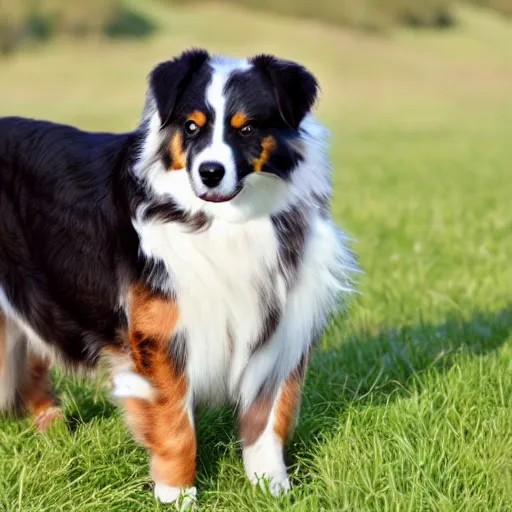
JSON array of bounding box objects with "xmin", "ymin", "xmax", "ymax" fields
[
  {"xmin": 150, "ymin": 48, "xmax": 210, "ymax": 128},
  {"xmin": 250, "ymin": 55, "xmax": 319, "ymax": 130}
]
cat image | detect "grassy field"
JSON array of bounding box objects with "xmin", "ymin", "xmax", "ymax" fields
[{"xmin": 1, "ymin": 1, "xmax": 512, "ymax": 510}]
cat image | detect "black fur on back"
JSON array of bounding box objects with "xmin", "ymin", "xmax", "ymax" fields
[{"xmin": 0, "ymin": 117, "xmax": 143, "ymax": 365}]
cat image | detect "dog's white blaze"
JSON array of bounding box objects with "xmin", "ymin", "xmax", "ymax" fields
[
  {"xmin": 242, "ymin": 387, "xmax": 290, "ymax": 496},
  {"xmin": 190, "ymin": 57, "xmax": 249, "ymax": 198}
]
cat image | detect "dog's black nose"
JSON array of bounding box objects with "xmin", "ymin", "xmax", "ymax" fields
[{"xmin": 198, "ymin": 162, "xmax": 225, "ymax": 188}]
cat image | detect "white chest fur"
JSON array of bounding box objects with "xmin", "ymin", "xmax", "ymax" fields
[
  {"xmin": 134, "ymin": 207, "xmax": 354, "ymax": 408},
  {"xmin": 135, "ymin": 216, "xmax": 284, "ymax": 404}
]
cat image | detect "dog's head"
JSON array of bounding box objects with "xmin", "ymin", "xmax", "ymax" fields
[{"xmin": 138, "ymin": 49, "xmax": 325, "ymax": 221}]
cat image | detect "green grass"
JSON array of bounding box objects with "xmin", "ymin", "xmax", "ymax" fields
[{"xmin": 1, "ymin": 1, "xmax": 512, "ymax": 510}]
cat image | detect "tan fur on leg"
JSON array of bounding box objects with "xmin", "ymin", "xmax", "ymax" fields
[
  {"xmin": 112, "ymin": 286, "xmax": 196, "ymax": 505},
  {"xmin": 20, "ymin": 352, "xmax": 62, "ymax": 431}
]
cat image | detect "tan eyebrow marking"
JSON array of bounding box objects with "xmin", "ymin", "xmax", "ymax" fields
[
  {"xmin": 253, "ymin": 136, "xmax": 277, "ymax": 173},
  {"xmin": 187, "ymin": 110, "xmax": 207, "ymax": 127},
  {"xmin": 230, "ymin": 112, "xmax": 249, "ymax": 129},
  {"xmin": 169, "ymin": 131, "xmax": 186, "ymax": 171}
]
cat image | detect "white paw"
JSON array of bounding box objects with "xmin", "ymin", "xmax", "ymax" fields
[
  {"xmin": 250, "ymin": 472, "xmax": 291, "ymax": 497},
  {"xmin": 112, "ymin": 371, "xmax": 155, "ymax": 401},
  {"xmin": 243, "ymin": 430, "xmax": 290, "ymax": 497},
  {"xmin": 154, "ymin": 484, "xmax": 197, "ymax": 510}
]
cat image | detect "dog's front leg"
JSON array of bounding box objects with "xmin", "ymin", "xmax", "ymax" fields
[
  {"xmin": 238, "ymin": 355, "xmax": 308, "ymax": 496},
  {"xmin": 112, "ymin": 285, "xmax": 196, "ymax": 508}
]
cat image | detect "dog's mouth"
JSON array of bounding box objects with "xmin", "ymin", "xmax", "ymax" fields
[{"xmin": 199, "ymin": 187, "xmax": 243, "ymax": 203}]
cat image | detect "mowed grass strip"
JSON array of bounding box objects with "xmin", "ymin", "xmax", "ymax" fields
[{"xmin": 0, "ymin": 1, "xmax": 511, "ymax": 510}]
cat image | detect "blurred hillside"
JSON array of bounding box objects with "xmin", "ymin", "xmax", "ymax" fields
[
  {"xmin": 0, "ymin": 0, "xmax": 154, "ymax": 54},
  {"xmin": 169, "ymin": 0, "xmax": 457, "ymax": 31},
  {"xmin": 1, "ymin": 0, "xmax": 512, "ymax": 55},
  {"xmin": 1, "ymin": 0, "xmax": 511, "ymax": 132}
]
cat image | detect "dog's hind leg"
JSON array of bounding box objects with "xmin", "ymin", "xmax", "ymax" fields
[
  {"xmin": 0, "ymin": 312, "xmax": 61, "ymax": 430},
  {"xmin": 19, "ymin": 349, "xmax": 62, "ymax": 431},
  {"xmin": 0, "ymin": 312, "xmax": 27, "ymax": 412}
]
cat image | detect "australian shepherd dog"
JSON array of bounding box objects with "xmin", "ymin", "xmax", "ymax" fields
[{"xmin": 0, "ymin": 49, "xmax": 357, "ymax": 506}]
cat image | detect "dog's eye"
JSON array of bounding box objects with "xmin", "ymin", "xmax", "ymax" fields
[
  {"xmin": 184, "ymin": 120, "xmax": 200, "ymax": 136},
  {"xmin": 239, "ymin": 124, "xmax": 254, "ymax": 137}
]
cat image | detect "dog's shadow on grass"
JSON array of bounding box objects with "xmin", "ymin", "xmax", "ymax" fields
[
  {"xmin": 54, "ymin": 374, "xmax": 118, "ymax": 433},
  {"xmin": 294, "ymin": 304, "xmax": 512, "ymax": 449},
  {"xmin": 194, "ymin": 305, "xmax": 512, "ymax": 486}
]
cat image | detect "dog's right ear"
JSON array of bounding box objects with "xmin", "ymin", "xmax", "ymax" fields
[
  {"xmin": 250, "ymin": 54, "xmax": 319, "ymax": 131},
  {"xmin": 149, "ymin": 49, "xmax": 209, "ymax": 128}
]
